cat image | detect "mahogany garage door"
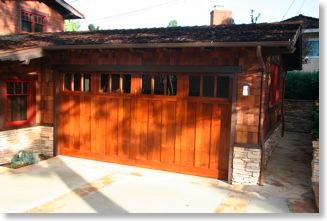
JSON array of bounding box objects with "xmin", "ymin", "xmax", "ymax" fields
[{"xmin": 58, "ymin": 73, "xmax": 232, "ymax": 180}]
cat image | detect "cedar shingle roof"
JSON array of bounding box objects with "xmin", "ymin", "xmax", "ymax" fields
[
  {"xmin": 282, "ymin": 14, "xmax": 319, "ymax": 29},
  {"xmin": 0, "ymin": 23, "xmax": 301, "ymax": 51}
]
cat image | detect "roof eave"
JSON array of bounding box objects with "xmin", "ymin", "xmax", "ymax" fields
[
  {"xmin": 43, "ymin": 41, "xmax": 294, "ymax": 50},
  {"xmin": 54, "ymin": 0, "xmax": 85, "ymax": 19}
]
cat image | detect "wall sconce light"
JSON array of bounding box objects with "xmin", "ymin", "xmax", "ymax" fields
[{"xmin": 242, "ymin": 83, "xmax": 250, "ymax": 96}]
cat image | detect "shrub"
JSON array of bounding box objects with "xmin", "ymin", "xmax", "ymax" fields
[
  {"xmin": 285, "ymin": 71, "xmax": 319, "ymax": 100},
  {"xmin": 38, "ymin": 153, "xmax": 50, "ymax": 161},
  {"xmin": 311, "ymin": 103, "xmax": 319, "ymax": 139},
  {"xmin": 10, "ymin": 150, "xmax": 37, "ymax": 169}
]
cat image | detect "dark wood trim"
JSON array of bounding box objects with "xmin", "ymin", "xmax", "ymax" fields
[
  {"xmin": 53, "ymin": 71, "xmax": 60, "ymax": 156},
  {"xmin": 44, "ymin": 41, "xmax": 293, "ymax": 51},
  {"xmin": 227, "ymin": 73, "xmax": 238, "ymax": 184},
  {"xmin": 52, "ymin": 64, "xmax": 242, "ymax": 74}
]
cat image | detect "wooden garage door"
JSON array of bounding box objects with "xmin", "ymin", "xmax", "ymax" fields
[{"xmin": 58, "ymin": 73, "xmax": 232, "ymax": 180}]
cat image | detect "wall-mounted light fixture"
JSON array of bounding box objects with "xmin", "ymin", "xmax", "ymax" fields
[{"xmin": 242, "ymin": 83, "xmax": 250, "ymax": 96}]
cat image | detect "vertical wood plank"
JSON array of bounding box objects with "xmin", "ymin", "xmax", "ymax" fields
[
  {"xmin": 147, "ymin": 100, "xmax": 162, "ymax": 162},
  {"xmin": 161, "ymin": 101, "xmax": 176, "ymax": 164},
  {"xmin": 210, "ymin": 104, "xmax": 221, "ymax": 170},
  {"xmin": 180, "ymin": 101, "xmax": 196, "ymax": 167}
]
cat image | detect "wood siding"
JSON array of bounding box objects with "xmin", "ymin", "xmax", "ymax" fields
[{"xmin": 0, "ymin": 0, "xmax": 64, "ymax": 35}]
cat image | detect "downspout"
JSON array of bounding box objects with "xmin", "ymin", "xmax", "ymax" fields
[{"xmin": 256, "ymin": 46, "xmax": 267, "ymax": 186}]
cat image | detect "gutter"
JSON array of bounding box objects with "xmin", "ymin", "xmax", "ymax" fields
[{"xmin": 256, "ymin": 45, "xmax": 267, "ymax": 186}]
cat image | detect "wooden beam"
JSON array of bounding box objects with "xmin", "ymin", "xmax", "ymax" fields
[
  {"xmin": 0, "ymin": 47, "xmax": 44, "ymax": 63},
  {"xmin": 44, "ymin": 41, "xmax": 293, "ymax": 51},
  {"xmin": 52, "ymin": 64, "xmax": 242, "ymax": 74}
]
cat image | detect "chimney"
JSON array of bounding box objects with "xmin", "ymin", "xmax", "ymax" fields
[{"xmin": 210, "ymin": 9, "xmax": 233, "ymax": 25}]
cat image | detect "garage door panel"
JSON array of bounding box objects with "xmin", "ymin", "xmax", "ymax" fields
[
  {"xmin": 135, "ymin": 99, "xmax": 148, "ymax": 161},
  {"xmin": 180, "ymin": 101, "xmax": 196, "ymax": 167},
  {"xmin": 209, "ymin": 104, "xmax": 222, "ymax": 170},
  {"xmin": 107, "ymin": 98, "xmax": 119, "ymax": 156},
  {"xmin": 80, "ymin": 96, "xmax": 91, "ymax": 153},
  {"xmin": 147, "ymin": 100, "xmax": 162, "ymax": 162},
  {"xmin": 161, "ymin": 101, "xmax": 176, "ymax": 164},
  {"xmin": 58, "ymin": 73, "xmax": 232, "ymax": 181},
  {"xmin": 194, "ymin": 102, "xmax": 212, "ymax": 168}
]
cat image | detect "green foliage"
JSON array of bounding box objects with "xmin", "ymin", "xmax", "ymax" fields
[
  {"xmin": 64, "ymin": 20, "xmax": 81, "ymax": 32},
  {"xmin": 285, "ymin": 71, "xmax": 319, "ymax": 100},
  {"xmin": 88, "ymin": 24, "xmax": 100, "ymax": 31},
  {"xmin": 38, "ymin": 153, "xmax": 50, "ymax": 161},
  {"xmin": 311, "ymin": 104, "xmax": 319, "ymax": 139},
  {"xmin": 168, "ymin": 20, "xmax": 178, "ymax": 27},
  {"xmin": 10, "ymin": 151, "xmax": 37, "ymax": 169}
]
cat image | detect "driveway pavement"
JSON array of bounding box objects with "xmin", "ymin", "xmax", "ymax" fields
[{"xmin": 0, "ymin": 132, "xmax": 317, "ymax": 213}]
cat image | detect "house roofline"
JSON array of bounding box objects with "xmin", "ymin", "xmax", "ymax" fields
[{"xmin": 53, "ymin": 0, "xmax": 85, "ymax": 19}]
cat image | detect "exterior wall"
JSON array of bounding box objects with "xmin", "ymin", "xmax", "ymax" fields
[
  {"xmin": 263, "ymin": 124, "xmax": 282, "ymax": 166},
  {"xmin": 0, "ymin": 0, "xmax": 64, "ymax": 35},
  {"xmin": 303, "ymin": 58, "xmax": 319, "ymax": 72},
  {"xmin": 284, "ymin": 99, "xmax": 315, "ymax": 133},
  {"xmin": 0, "ymin": 126, "xmax": 53, "ymax": 164}
]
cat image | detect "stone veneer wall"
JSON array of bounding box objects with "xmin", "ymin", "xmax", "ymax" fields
[
  {"xmin": 232, "ymin": 125, "xmax": 282, "ymax": 185},
  {"xmin": 312, "ymin": 140, "xmax": 319, "ymax": 183},
  {"xmin": 0, "ymin": 126, "xmax": 53, "ymax": 165},
  {"xmin": 232, "ymin": 147, "xmax": 261, "ymax": 184},
  {"xmin": 263, "ymin": 124, "xmax": 282, "ymax": 166},
  {"xmin": 284, "ymin": 100, "xmax": 315, "ymax": 133}
]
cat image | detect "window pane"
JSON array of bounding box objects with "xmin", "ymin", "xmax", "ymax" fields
[
  {"xmin": 7, "ymin": 82, "xmax": 14, "ymax": 94},
  {"xmin": 100, "ymin": 74, "xmax": 109, "ymax": 92},
  {"xmin": 189, "ymin": 76, "xmax": 200, "ymax": 96},
  {"xmin": 15, "ymin": 82, "xmax": 22, "ymax": 94},
  {"xmin": 122, "ymin": 74, "xmax": 131, "ymax": 94},
  {"xmin": 83, "ymin": 74, "xmax": 91, "ymax": 92},
  {"xmin": 73, "ymin": 74, "xmax": 81, "ymax": 91},
  {"xmin": 308, "ymin": 41, "xmax": 319, "ymax": 57},
  {"xmin": 166, "ymin": 75, "xmax": 177, "ymax": 96},
  {"xmin": 111, "ymin": 74, "xmax": 120, "ymax": 93},
  {"xmin": 64, "ymin": 74, "xmax": 72, "ymax": 91},
  {"xmin": 154, "ymin": 75, "xmax": 164, "ymax": 95},
  {"xmin": 8, "ymin": 96, "xmax": 28, "ymax": 121},
  {"xmin": 217, "ymin": 76, "xmax": 230, "ymax": 98},
  {"xmin": 22, "ymin": 82, "xmax": 28, "ymax": 94},
  {"xmin": 142, "ymin": 75, "xmax": 151, "ymax": 94},
  {"xmin": 202, "ymin": 76, "xmax": 214, "ymax": 97},
  {"xmin": 35, "ymin": 24, "xmax": 43, "ymax": 32},
  {"xmin": 22, "ymin": 20, "xmax": 32, "ymax": 32}
]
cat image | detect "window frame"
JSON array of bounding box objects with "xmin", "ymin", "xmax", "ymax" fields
[
  {"xmin": 62, "ymin": 73, "xmax": 92, "ymax": 94},
  {"xmin": 269, "ymin": 64, "xmax": 281, "ymax": 108},
  {"xmin": 98, "ymin": 73, "xmax": 132, "ymax": 95},
  {"xmin": 140, "ymin": 73, "xmax": 178, "ymax": 97},
  {"xmin": 5, "ymin": 80, "xmax": 35, "ymax": 128},
  {"xmin": 306, "ymin": 38, "xmax": 319, "ymax": 58},
  {"xmin": 187, "ymin": 74, "xmax": 232, "ymax": 101},
  {"xmin": 21, "ymin": 10, "xmax": 46, "ymax": 33}
]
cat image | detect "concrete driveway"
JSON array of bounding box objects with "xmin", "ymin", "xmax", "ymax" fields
[{"xmin": 0, "ymin": 132, "xmax": 317, "ymax": 213}]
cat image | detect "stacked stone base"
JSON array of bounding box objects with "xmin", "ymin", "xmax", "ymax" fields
[
  {"xmin": 312, "ymin": 140, "xmax": 319, "ymax": 210},
  {"xmin": 0, "ymin": 126, "xmax": 53, "ymax": 165},
  {"xmin": 232, "ymin": 147, "xmax": 261, "ymax": 184},
  {"xmin": 232, "ymin": 124, "xmax": 282, "ymax": 185}
]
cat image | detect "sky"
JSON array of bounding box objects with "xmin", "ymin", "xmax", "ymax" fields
[{"xmin": 68, "ymin": 0, "xmax": 319, "ymax": 30}]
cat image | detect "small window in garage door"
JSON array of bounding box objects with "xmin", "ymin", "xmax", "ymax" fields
[
  {"xmin": 141, "ymin": 74, "xmax": 177, "ymax": 96},
  {"xmin": 99, "ymin": 74, "xmax": 131, "ymax": 94},
  {"xmin": 63, "ymin": 73, "xmax": 91, "ymax": 93}
]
